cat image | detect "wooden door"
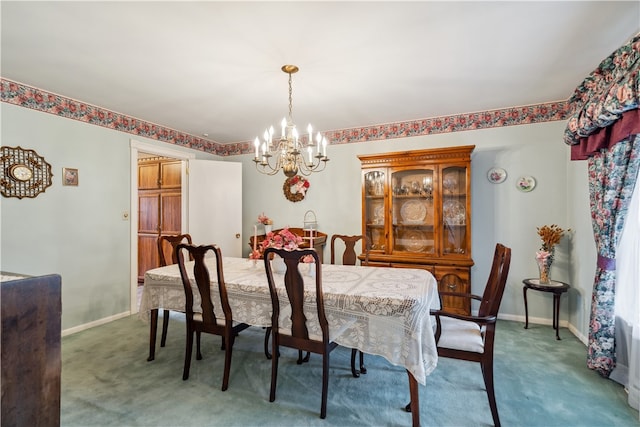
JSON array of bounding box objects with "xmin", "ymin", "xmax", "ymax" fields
[{"xmin": 137, "ymin": 159, "xmax": 183, "ymax": 281}]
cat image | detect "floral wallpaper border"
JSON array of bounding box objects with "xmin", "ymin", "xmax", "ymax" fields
[{"xmin": 1, "ymin": 78, "xmax": 570, "ymax": 156}]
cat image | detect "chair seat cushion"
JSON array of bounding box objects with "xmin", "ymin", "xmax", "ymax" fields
[
  {"xmin": 192, "ymin": 313, "xmax": 239, "ymax": 327},
  {"xmin": 437, "ymin": 316, "xmax": 484, "ymax": 353}
]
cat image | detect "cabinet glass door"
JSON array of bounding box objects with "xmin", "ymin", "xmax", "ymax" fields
[
  {"xmin": 441, "ymin": 165, "xmax": 468, "ymax": 256},
  {"xmin": 364, "ymin": 170, "xmax": 386, "ymax": 252},
  {"xmin": 390, "ymin": 168, "xmax": 435, "ymax": 255}
]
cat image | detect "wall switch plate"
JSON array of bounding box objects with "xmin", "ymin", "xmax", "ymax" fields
[{"xmin": 122, "ymin": 211, "xmax": 129, "ymax": 221}]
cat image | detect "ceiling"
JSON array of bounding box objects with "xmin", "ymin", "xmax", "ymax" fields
[{"xmin": 2, "ymin": 1, "xmax": 639, "ymax": 145}]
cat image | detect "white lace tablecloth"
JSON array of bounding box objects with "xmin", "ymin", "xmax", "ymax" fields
[{"xmin": 139, "ymin": 257, "xmax": 439, "ymax": 384}]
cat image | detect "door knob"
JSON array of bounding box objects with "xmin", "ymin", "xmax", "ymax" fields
[{"xmin": 235, "ymin": 233, "xmax": 241, "ymax": 239}]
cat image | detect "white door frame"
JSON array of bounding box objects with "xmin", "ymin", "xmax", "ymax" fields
[{"xmin": 129, "ymin": 139, "xmax": 195, "ymax": 314}]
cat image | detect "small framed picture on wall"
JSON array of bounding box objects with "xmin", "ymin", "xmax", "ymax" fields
[{"xmin": 63, "ymin": 168, "xmax": 78, "ymax": 186}]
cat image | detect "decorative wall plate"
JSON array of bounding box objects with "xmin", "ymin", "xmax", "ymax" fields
[
  {"xmin": 516, "ymin": 176, "xmax": 536, "ymax": 192},
  {"xmin": 487, "ymin": 167, "xmax": 507, "ymax": 184},
  {"xmin": 1, "ymin": 146, "xmax": 53, "ymax": 199}
]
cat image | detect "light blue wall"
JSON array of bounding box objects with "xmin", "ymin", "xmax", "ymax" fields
[{"xmin": 1, "ymin": 102, "xmax": 595, "ymax": 341}]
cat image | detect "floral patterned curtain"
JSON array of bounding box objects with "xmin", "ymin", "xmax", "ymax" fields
[
  {"xmin": 565, "ymin": 33, "xmax": 640, "ymax": 377},
  {"xmin": 586, "ymin": 138, "xmax": 639, "ymax": 375}
]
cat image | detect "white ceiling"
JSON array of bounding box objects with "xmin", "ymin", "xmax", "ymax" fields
[{"xmin": 2, "ymin": 1, "xmax": 639, "ymax": 145}]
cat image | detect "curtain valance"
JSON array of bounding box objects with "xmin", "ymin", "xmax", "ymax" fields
[{"xmin": 564, "ymin": 33, "xmax": 640, "ymax": 160}]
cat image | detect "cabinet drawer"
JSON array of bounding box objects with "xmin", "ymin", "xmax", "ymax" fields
[{"xmin": 390, "ymin": 263, "xmax": 435, "ymax": 274}]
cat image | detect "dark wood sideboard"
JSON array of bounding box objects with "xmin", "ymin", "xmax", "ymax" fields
[{"xmin": 1, "ymin": 272, "xmax": 62, "ymax": 426}]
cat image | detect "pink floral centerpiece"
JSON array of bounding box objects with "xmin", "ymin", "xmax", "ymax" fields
[
  {"xmin": 248, "ymin": 227, "xmax": 304, "ymax": 261},
  {"xmin": 261, "ymin": 227, "xmax": 302, "ymax": 252}
]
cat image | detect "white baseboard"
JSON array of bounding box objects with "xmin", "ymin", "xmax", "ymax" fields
[
  {"xmin": 497, "ymin": 313, "xmax": 587, "ymax": 345},
  {"xmin": 62, "ymin": 311, "xmax": 131, "ymax": 337}
]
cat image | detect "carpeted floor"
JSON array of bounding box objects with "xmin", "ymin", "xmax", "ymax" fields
[{"xmin": 61, "ymin": 314, "xmax": 639, "ymax": 426}]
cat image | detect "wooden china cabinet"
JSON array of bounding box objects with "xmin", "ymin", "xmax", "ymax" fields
[
  {"xmin": 358, "ymin": 145, "xmax": 474, "ymax": 315},
  {"xmin": 137, "ymin": 157, "xmax": 182, "ymax": 282}
]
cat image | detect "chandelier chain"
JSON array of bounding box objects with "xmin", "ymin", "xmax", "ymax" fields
[{"xmin": 288, "ymin": 72, "xmax": 294, "ymax": 124}]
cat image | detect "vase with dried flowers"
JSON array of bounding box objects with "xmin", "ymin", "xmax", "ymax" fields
[
  {"xmin": 536, "ymin": 224, "xmax": 571, "ymax": 284},
  {"xmin": 258, "ymin": 212, "xmax": 273, "ymax": 234}
]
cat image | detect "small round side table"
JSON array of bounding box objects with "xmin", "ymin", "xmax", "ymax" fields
[{"xmin": 522, "ymin": 278, "xmax": 570, "ymax": 340}]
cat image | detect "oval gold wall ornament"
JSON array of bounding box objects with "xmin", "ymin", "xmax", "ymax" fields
[{"xmin": 1, "ymin": 146, "xmax": 53, "ymax": 199}]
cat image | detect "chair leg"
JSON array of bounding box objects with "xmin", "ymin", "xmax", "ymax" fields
[
  {"xmin": 264, "ymin": 327, "xmax": 272, "ymax": 359},
  {"xmin": 160, "ymin": 309, "xmax": 170, "ymax": 347},
  {"xmin": 183, "ymin": 329, "xmax": 193, "ymax": 380},
  {"xmin": 350, "ymin": 349, "xmax": 367, "ymax": 377},
  {"xmin": 350, "ymin": 349, "xmax": 360, "ymax": 377},
  {"xmin": 320, "ymin": 352, "xmax": 329, "ymax": 419},
  {"xmin": 297, "ymin": 350, "xmax": 310, "ymax": 364},
  {"xmin": 481, "ymin": 360, "xmax": 501, "ymax": 427},
  {"xmin": 196, "ymin": 331, "xmax": 203, "ymax": 360},
  {"xmin": 269, "ymin": 335, "xmax": 278, "ymax": 403},
  {"xmin": 221, "ymin": 331, "xmax": 234, "ymax": 392}
]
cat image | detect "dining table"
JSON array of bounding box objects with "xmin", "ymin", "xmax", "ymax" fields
[{"xmin": 139, "ymin": 256, "xmax": 439, "ymax": 426}]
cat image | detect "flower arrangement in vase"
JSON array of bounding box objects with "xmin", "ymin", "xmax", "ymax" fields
[
  {"xmin": 261, "ymin": 227, "xmax": 302, "ymax": 252},
  {"xmin": 535, "ymin": 224, "xmax": 571, "ymax": 283},
  {"xmin": 257, "ymin": 227, "xmax": 303, "ymax": 273},
  {"xmin": 258, "ymin": 212, "xmax": 273, "ymax": 234}
]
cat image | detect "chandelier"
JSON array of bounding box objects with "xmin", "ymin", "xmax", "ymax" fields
[{"xmin": 253, "ymin": 65, "xmax": 329, "ymax": 177}]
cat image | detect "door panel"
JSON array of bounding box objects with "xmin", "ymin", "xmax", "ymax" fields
[
  {"xmin": 138, "ymin": 234, "xmax": 159, "ymax": 279},
  {"xmin": 160, "ymin": 161, "xmax": 181, "ymax": 189},
  {"xmin": 160, "ymin": 192, "xmax": 182, "ymax": 235},
  {"xmin": 188, "ymin": 160, "xmax": 242, "ymax": 257},
  {"xmin": 138, "ymin": 193, "xmax": 159, "ymax": 234},
  {"xmin": 138, "ymin": 163, "xmax": 159, "ymax": 190}
]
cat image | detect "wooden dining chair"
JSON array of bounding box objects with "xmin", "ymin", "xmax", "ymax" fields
[
  {"xmin": 156, "ymin": 233, "xmax": 192, "ymax": 347},
  {"xmin": 263, "ymin": 247, "xmax": 339, "ymax": 419},
  {"xmin": 415, "ymin": 243, "xmax": 511, "ymax": 427},
  {"xmin": 330, "ymin": 234, "xmax": 367, "ymax": 378},
  {"xmin": 176, "ymin": 243, "xmax": 250, "ymax": 391}
]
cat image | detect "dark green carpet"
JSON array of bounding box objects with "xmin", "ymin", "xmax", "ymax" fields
[{"xmin": 61, "ymin": 315, "xmax": 638, "ymax": 426}]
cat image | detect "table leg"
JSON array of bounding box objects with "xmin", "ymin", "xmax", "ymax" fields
[
  {"xmin": 553, "ymin": 294, "xmax": 561, "ymax": 340},
  {"xmin": 147, "ymin": 308, "xmax": 158, "ymax": 361},
  {"xmin": 523, "ymin": 286, "xmax": 529, "ymax": 329},
  {"xmin": 407, "ymin": 370, "xmax": 420, "ymax": 427}
]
